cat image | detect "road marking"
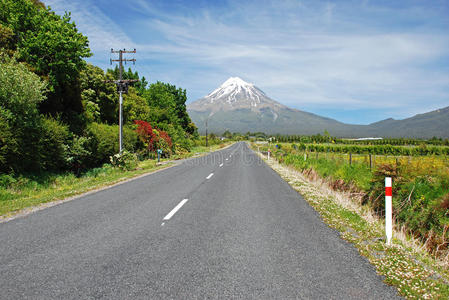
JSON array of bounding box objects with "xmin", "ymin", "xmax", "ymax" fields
[
  {"xmin": 206, "ymin": 173, "xmax": 214, "ymax": 179},
  {"xmin": 219, "ymin": 163, "xmax": 224, "ymax": 167},
  {"xmin": 163, "ymin": 199, "xmax": 189, "ymax": 221}
]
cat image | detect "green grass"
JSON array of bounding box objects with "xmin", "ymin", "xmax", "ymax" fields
[
  {"xmin": 0, "ymin": 160, "xmax": 168, "ymax": 217},
  {"xmin": 0, "ymin": 142, "xmax": 233, "ymax": 218},
  {"xmin": 282, "ymin": 152, "xmax": 373, "ymax": 190}
]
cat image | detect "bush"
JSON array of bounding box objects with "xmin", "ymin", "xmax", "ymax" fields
[
  {"xmin": 38, "ymin": 117, "xmax": 70, "ymax": 171},
  {"xmin": 0, "ymin": 173, "xmax": 16, "ymax": 188},
  {"xmin": 110, "ymin": 150, "xmax": 138, "ymax": 171},
  {"xmin": 64, "ymin": 135, "xmax": 92, "ymax": 173},
  {"xmin": 0, "ymin": 113, "xmax": 15, "ymax": 172},
  {"xmin": 151, "ymin": 129, "xmax": 172, "ymax": 157},
  {"xmin": 134, "ymin": 120, "xmax": 174, "ymax": 156},
  {"xmin": 86, "ymin": 123, "xmax": 139, "ymax": 167}
]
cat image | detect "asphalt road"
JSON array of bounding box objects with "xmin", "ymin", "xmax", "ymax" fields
[{"xmin": 0, "ymin": 142, "xmax": 401, "ymax": 299}]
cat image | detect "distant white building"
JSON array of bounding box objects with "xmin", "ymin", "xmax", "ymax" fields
[{"xmin": 346, "ymin": 137, "xmax": 383, "ymax": 141}]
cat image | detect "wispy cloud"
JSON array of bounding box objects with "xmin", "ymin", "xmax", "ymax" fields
[
  {"xmin": 45, "ymin": 0, "xmax": 135, "ymax": 62},
  {"xmin": 46, "ymin": 0, "xmax": 449, "ymax": 123}
]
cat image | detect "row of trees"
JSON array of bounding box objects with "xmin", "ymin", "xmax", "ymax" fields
[
  {"xmin": 289, "ymin": 143, "xmax": 449, "ymax": 156},
  {"xmin": 221, "ymin": 131, "xmax": 449, "ymax": 147},
  {"xmin": 0, "ymin": 0, "xmax": 196, "ymax": 175},
  {"xmin": 274, "ymin": 134, "xmax": 449, "ymax": 146}
]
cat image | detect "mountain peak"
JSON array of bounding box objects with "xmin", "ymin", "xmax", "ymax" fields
[
  {"xmin": 221, "ymin": 77, "xmax": 253, "ymax": 88},
  {"xmin": 206, "ymin": 76, "xmax": 257, "ymax": 102},
  {"xmin": 188, "ymin": 77, "xmax": 286, "ymax": 115}
]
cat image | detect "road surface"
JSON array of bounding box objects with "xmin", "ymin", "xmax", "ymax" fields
[{"xmin": 0, "ymin": 142, "xmax": 400, "ymax": 299}]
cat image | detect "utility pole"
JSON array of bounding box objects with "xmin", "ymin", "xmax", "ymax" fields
[
  {"xmin": 205, "ymin": 119, "xmax": 208, "ymax": 147},
  {"xmin": 109, "ymin": 48, "xmax": 137, "ymax": 153}
]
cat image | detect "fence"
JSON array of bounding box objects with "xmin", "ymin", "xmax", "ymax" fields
[{"xmin": 291, "ymin": 150, "xmax": 448, "ymax": 170}]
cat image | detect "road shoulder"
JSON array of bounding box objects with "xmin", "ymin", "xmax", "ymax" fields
[{"xmin": 254, "ymin": 149, "xmax": 449, "ymax": 299}]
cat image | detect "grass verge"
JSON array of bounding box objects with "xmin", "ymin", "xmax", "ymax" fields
[{"xmin": 257, "ymin": 150, "xmax": 449, "ymax": 299}]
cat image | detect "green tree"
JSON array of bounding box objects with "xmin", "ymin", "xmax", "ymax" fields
[
  {"xmin": 0, "ymin": 24, "xmax": 15, "ymax": 55},
  {"xmin": 223, "ymin": 130, "xmax": 232, "ymax": 139},
  {"xmin": 79, "ymin": 64, "xmax": 117, "ymax": 124},
  {"xmin": 0, "ymin": 53, "xmax": 46, "ymax": 172},
  {"xmin": 123, "ymin": 87, "xmax": 151, "ymax": 124},
  {"xmin": 144, "ymin": 82, "xmax": 179, "ymax": 126},
  {"xmin": 108, "ymin": 66, "xmax": 148, "ymax": 96},
  {"xmin": 1, "ymin": 0, "xmax": 92, "ymax": 132},
  {"xmin": 163, "ymin": 83, "xmax": 195, "ymax": 135},
  {"xmin": 38, "ymin": 117, "xmax": 70, "ymax": 171},
  {"xmin": 143, "ymin": 81, "xmax": 196, "ymax": 135},
  {"xmin": 86, "ymin": 123, "xmax": 139, "ymax": 166}
]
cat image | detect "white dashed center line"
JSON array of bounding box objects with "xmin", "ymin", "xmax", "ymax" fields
[
  {"xmin": 206, "ymin": 173, "xmax": 214, "ymax": 180},
  {"xmin": 163, "ymin": 199, "xmax": 189, "ymax": 221}
]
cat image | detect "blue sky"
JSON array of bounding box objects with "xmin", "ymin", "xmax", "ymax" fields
[{"xmin": 45, "ymin": 0, "xmax": 449, "ymax": 124}]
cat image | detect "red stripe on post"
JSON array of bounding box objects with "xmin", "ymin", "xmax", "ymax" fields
[{"xmin": 385, "ymin": 186, "xmax": 392, "ymax": 197}]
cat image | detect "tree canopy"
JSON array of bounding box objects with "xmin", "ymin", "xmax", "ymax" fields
[{"xmin": 1, "ymin": 0, "xmax": 92, "ymax": 131}]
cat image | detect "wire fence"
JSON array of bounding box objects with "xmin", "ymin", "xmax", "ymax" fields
[{"xmin": 298, "ymin": 150, "xmax": 449, "ymax": 170}]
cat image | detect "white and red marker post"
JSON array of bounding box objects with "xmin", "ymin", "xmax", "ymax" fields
[{"xmin": 385, "ymin": 177, "xmax": 393, "ymax": 245}]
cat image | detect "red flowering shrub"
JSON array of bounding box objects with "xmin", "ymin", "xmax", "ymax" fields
[
  {"xmin": 134, "ymin": 120, "xmax": 172, "ymax": 156},
  {"xmin": 135, "ymin": 120, "xmax": 153, "ymax": 143}
]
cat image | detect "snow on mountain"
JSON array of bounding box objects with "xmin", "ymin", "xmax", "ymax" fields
[
  {"xmin": 207, "ymin": 77, "xmax": 261, "ymax": 106},
  {"xmin": 188, "ymin": 77, "xmax": 286, "ymax": 115}
]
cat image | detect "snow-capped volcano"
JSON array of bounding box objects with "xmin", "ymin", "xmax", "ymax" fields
[{"xmin": 188, "ymin": 77, "xmax": 286, "ymax": 114}]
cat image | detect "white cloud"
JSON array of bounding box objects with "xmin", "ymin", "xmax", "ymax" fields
[
  {"xmin": 134, "ymin": 0, "xmax": 449, "ymax": 117},
  {"xmin": 45, "ymin": 0, "xmax": 135, "ymax": 60},
  {"xmin": 46, "ymin": 0, "xmax": 449, "ymax": 122}
]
